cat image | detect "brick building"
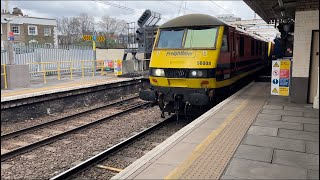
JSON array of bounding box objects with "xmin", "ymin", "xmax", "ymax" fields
[{"xmin": 1, "ymin": 8, "xmax": 58, "ymax": 49}]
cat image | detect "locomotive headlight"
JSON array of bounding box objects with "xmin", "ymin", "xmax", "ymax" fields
[
  {"xmin": 191, "ymin": 70, "xmax": 197, "ymax": 77},
  {"xmin": 189, "ymin": 70, "xmax": 207, "ymax": 78},
  {"xmin": 152, "ymin": 69, "xmax": 165, "ymax": 77}
]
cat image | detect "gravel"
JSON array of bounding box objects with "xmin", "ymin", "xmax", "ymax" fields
[
  {"xmin": 1, "ymin": 97, "xmax": 141, "ymax": 151},
  {"xmin": 1, "ymin": 106, "xmax": 164, "ymax": 179},
  {"xmin": 1, "ymin": 94, "xmax": 137, "ymax": 135},
  {"xmin": 73, "ymin": 118, "xmax": 191, "ymax": 180}
]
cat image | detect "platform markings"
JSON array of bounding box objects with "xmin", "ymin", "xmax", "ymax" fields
[{"xmin": 165, "ymin": 99, "xmax": 249, "ymax": 179}]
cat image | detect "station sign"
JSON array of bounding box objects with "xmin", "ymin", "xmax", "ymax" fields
[
  {"xmin": 8, "ymin": 31, "xmax": 14, "ymax": 41},
  {"xmin": 8, "ymin": 36, "xmax": 14, "ymax": 41},
  {"xmin": 271, "ymin": 59, "xmax": 291, "ymax": 96}
]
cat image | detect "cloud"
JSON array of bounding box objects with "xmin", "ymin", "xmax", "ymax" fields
[{"xmin": 1, "ymin": 0, "xmax": 261, "ymax": 25}]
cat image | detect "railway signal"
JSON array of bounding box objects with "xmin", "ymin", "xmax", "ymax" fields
[
  {"xmin": 136, "ymin": 28, "xmax": 145, "ymax": 43},
  {"xmin": 137, "ymin": 10, "xmax": 152, "ymax": 28}
]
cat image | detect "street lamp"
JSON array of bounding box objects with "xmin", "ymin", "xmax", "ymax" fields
[{"xmin": 4, "ymin": 14, "xmax": 15, "ymax": 65}]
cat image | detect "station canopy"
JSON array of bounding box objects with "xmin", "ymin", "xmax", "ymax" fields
[{"xmin": 244, "ymin": 0, "xmax": 296, "ymax": 23}]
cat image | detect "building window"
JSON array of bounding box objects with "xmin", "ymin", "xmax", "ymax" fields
[
  {"xmin": 44, "ymin": 27, "xmax": 51, "ymax": 36},
  {"xmin": 12, "ymin": 26, "xmax": 20, "ymax": 34},
  {"xmin": 28, "ymin": 25, "xmax": 38, "ymax": 35}
]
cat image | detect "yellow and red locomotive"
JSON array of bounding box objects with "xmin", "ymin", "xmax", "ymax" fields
[{"xmin": 140, "ymin": 14, "xmax": 272, "ymax": 116}]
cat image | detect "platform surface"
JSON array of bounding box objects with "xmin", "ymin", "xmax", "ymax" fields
[
  {"xmin": 1, "ymin": 74, "xmax": 138, "ymax": 102},
  {"xmin": 112, "ymin": 82, "xmax": 319, "ymax": 180}
]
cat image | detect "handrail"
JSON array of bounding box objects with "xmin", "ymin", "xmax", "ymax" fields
[
  {"xmin": 1, "ymin": 64, "xmax": 8, "ymax": 89},
  {"xmin": 27, "ymin": 60, "xmax": 113, "ymax": 83}
]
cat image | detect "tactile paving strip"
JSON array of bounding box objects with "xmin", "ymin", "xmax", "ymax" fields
[{"xmin": 167, "ymin": 83, "xmax": 270, "ymax": 179}]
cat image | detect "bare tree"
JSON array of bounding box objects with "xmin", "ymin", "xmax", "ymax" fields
[
  {"xmin": 57, "ymin": 14, "xmax": 95, "ymax": 45},
  {"xmin": 98, "ymin": 15, "xmax": 127, "ymax": 35},
  {"xmin": 77, "ymin": 13, "xmax": 94, "ymax": 35},
  {"xmin": 57, "ymin": 16, "xmax": 81, "ymax": 44},
  {"xmin": 57, "ymin": 14, "xmax": 128, "ymax": 46}
]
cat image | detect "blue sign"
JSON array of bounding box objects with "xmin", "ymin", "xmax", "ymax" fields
[
  {"xmin": 8, "ymin": 36, "xmax": 14, "ymax": 41},
  {"xmin": 279, "ymin": 78, "xmax": 289, "ymax": 87},
  {"xmin": 93, "ymin": 36, "xmax": 97, "ymax": 41},
  {"xmin": 272, "ymin": 79, "xmax": 279, "ymax": 85}
]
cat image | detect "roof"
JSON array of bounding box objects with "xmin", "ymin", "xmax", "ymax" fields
[
  {"xmin": 243, "ymin": 0, "xmax": 296, "ymax": 23},
  {"xmin": 158, "ymin": 14, "xmax": 269, "ymax": 42},
  {"xmin": 160, "ymin": 14, "xmax": 227, "ymax": 28},
  {"xmin": 1, "ymin": 15, "xmax": 57, "ymax": 26}
]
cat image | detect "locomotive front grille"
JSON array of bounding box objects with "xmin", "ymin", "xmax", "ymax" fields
[{"xmin": 165, "ymin": 69, "xmax": 188, "ymax": 78}]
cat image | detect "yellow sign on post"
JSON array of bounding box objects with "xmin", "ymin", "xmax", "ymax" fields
[
  {"xmin": 82, "ymin": 35, "xmax": 105, "ymax": 42},
  {"xmin": 97, "ymin": 36, "xmax": 105, "ymax": 42},
  {"xmin": 114, "ymin": 60, "xmax": 122, "ymax": 76},
  {"xmin": 82, "ymin": 35, "xmax": 92, "ymax": 41}
]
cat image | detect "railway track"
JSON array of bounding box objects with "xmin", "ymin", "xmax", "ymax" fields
[
  {"xmin": 1, "ymin": 96, "xmax": 150, "ymax": 162},
  {"xmin": 50, "ymin": 116, "xmax": 191, "ymax": 180}
]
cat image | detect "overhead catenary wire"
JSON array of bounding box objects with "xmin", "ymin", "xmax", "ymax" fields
[
  {"xmin": 94, "ymin": 0, "xmax": 168, "ymax": 21},
  {"xmin": 94, "ymin": 0, "xmax": 143, "ymax": 13},
  {"xmin": 208, "ymin": 0, "xmax": 235, "ymax": 15},
  {"xmin": 162, "ymin": 1, "xmax": 201, "ymax": 14}
]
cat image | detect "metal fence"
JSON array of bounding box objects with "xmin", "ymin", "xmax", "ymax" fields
[{"xmin": 1, "ymin": 44, "xmax": 94, "ymax": 76}]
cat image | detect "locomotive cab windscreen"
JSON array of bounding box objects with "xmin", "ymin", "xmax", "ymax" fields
[{"xmin": 156, "ymin": 27, "xmax": 219, "ymax": 49}]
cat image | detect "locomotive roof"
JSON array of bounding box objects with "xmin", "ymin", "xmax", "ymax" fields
[
  {"xmin": 160, "ymin": 14, "xmax": 227, "ymax": 28},
  {"xmin": 159, "ymin": 14, "xmax": 269, "ymax": 42}
]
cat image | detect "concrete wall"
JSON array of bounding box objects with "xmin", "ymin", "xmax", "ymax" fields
[
  {"xmin": 296, "ymin": 0, "xmax": 319, "ymax": 11},
  {"xmin": 291, "ymin": 6, "xmax": 319, "ymax": 103},
  {"xmin": 292, "ymin": 10, "xmax": 319, "ymax": 78},
  {"xmin": 96, "ymin": 48, "xmax": 144, "ymax": 61}
]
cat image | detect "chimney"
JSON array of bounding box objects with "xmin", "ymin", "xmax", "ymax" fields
[{"xmin": 12, "ymin": 7, "xmax": 23, "ymax": 16}]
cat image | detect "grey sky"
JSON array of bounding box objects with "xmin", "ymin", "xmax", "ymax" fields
[{"xmin": 1, "ymin": 1, "xmax": 261, "ymax": 24}]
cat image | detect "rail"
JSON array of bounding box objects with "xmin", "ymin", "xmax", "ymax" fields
[
  {"xmin": 1, "ymin": 101, "xmax": 150, "ymax": 162},
  {"xmin": 1, "ymin": 64, "xmax": 8, "ymax": 89},
  {"xmin": 50, "ymin": 115, "xmax": 174, "ymax": 180}
]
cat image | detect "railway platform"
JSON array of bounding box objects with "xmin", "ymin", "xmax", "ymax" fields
[
  {"xmin": 1, "ymin": 74, "xmax": 141, "ymax": 102},
  {"xmin": 1, "ymin": 73, "xmax": 149, "ymax": 122},
  {"xmin": 112, "ymin": 82, "xmax": 319, "ymax": 180}
]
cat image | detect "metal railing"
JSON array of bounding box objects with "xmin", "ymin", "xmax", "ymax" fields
[
  {"xmin": 1, "ymin": 58, "xmax": 150, "ymax": 85},
  {"xmin": 1, "ymin": 64, "xmax": 8, "ymax": 89},
  {"xmin": 27, "ymin": 60, "xmax": 114, "ymax": 83},
  {"xmin": 1, "ymin": 44, "xmax": 94, "ymax": 71}
]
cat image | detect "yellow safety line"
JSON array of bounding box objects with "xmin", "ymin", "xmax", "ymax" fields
[{"xmin": 165, "ymin": 99, "xmax": 249, "ymax": 179}]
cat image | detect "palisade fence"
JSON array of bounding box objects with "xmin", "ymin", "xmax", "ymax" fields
[{"xmin": 1, "ymin": 44, "xmax": 94, "ymax": 77}]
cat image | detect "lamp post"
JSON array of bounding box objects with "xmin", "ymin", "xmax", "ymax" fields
[{"xmin": 5, "ymin": 0, "xmax": 14, "ymax": 65}]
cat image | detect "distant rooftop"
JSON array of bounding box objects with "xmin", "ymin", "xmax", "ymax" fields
[
  {"xmin": 216, "ymin": 14, "xmax": 242, "ymax": 22},
  {"xmin": 1, "ymin": 7, "xmax": 56, "ymax": 25}
]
